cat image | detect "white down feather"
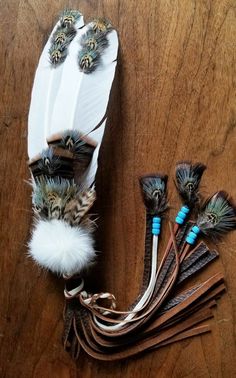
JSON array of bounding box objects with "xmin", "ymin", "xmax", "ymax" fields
[{"xmin": 28, "ymin": 219, "xmax": 96, "ymax": 276}]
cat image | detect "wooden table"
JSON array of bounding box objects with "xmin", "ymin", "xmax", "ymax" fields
[{"xmin": 0, "ymin": 1, "xmax": 236, "ymax": 377}]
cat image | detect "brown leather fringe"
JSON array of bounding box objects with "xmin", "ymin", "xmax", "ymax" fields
[{"xmin": 63, "ymin": 216, "xmax": 225, "ymax": 360}]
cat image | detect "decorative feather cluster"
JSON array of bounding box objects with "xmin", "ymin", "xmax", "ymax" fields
[
  {"xmin": 32, "ymin": 176, "xmax": 96, "ymax": 221},
  {"xmin": 29, "ymin": 134, "xmax": 97, "ymax": 275},
  {"xmin": 197, "ymin": 191, "xmax": 236, "ymax": 239},
  {"xmin": 49, "ymin": 10, "xmax": 81, "ymax": 66},
  {"xmin": 175, "ymin": 161, "xmax": 206, "ymax": 208},
  {"xmin": 58, "ymin": 130, "xmax": 94, "ymax": 155},
  {"xmin": 29, "ymin": 131, "xmax": 97, "ymax": 275},
  {"xmin": 60, "ymin": 9, "xmax": 82, "ymax": 27},
  {"xmin": 139, "ymin": 174, "xmax": 168, "ymax": 215},
  {"xmin": 47, "ymin": 131, "xmax": 96, "ymax": 179},
  {"xmin": 78, "ymin": 18, "xmax": 113, "ymax": 73},
  {"xmin": 38, "ymin": 147, "xmax": 62, "ymax": 175}
]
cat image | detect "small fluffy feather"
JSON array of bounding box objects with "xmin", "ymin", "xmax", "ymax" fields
[{"xmin": 28, "ymin": 219, "xmax": 96, "ymax": 276}]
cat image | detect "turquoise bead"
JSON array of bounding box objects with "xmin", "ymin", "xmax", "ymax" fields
[
  {"xmin": 178, "ymin": 211, "xmax": 187, "ymax": 219},
  {"xmin": 152, "ymin": 229, "xmax": 160, "ymax": 235},
  {"xmin": 186, "ymin": 236, "xmax": 195, "ymax": 245},
  {"xmin": 188, "ymin": 231, "xmax": 197, "ymax": 240},
  {"xmin": 181, "ymin": 206, "xmax": 190, "ymax": 214},
  {"xmin": 152, "ymin": 225, "xmax": 160, "ymax": 229},
  {"xmin": 152, "ymin": 227, "xmax": 161, "ymax": 232},
  {"xmin": 192, "ymin": 225, "xmax": 200, "ymax": 234},
  {"xmin": 175, "ymin": 216, "xmax": 184, "ymax": 225},
  {"xmin": 153, "ymin": 217, "xmax": 161, "ymax": 223}
]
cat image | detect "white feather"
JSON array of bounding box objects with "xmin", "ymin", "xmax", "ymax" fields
[
  {"xmin": 50, "ymin": 28, "xmax": 118, "ymax": 136},
  {"xmin": 28, "ymin": 15, "xmax": 84, "ymax": 159},
  {"xmin": 28, "ymin": 219, "xmax": 96, "ymax": 276}
]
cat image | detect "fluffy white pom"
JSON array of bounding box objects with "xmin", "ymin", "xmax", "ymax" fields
[{"xmin": 28, "ymin": 219, "xmax": 96, "ymax": 276}]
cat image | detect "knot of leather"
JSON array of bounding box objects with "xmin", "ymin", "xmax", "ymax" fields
[{"xmin": 80, "ymin": 291, "xmax": 117, "ymax": 315}]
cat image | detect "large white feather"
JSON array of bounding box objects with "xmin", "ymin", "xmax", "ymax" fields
[{"xmin": 28, "ymin": 15, "xmax": 84, "ymax": 159}]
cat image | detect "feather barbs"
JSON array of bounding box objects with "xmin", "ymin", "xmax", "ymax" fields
[
  {"xmin": 139, "ymin": 174, "xmax": 168, "ymax": 215},
  {"xmin": 60, "ymin": 9, "xmax": 82, "ymax": 28},
  {"xmin": 78, "ymin": 21, "xmax": 113, "ymax": 73},
  {"xmin": 175, "ymin": 161, "xmax": 206, "ymax": 208},
  {"xmin": 197, "ymin": 191, "xmax": 236, "ymax": 239}
]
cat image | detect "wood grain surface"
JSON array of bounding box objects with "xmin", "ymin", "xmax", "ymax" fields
[{"xmin": 0, "ymin": 0, "xmax": 236, "ymax": 377}]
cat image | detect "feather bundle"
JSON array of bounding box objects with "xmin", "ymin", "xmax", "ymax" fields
[
  {"xmin": 26, "ymin": 9, "xmax": 235, "ymax": 363},
  {"xmin": 175, "ymin": 161, "xmax": 206, "ymax": 208},
  {"xmin": 28, "ymin": 10, "xmax": 118, "ymax": 277},
  {"xmin": 31, "ymin": 177, "xmax": 95, "ymax": 220}
]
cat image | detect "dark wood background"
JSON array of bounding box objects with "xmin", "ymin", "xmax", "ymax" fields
[{"xmin": 1, "ymin": 0, "xmax": 236, "ymax": 377}]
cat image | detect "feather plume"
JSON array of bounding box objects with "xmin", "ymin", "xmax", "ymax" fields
[
  {"xmin": 139, "ymin": 174, "xmax": 168, "ymax": 215},
  {"xmin": 31, "ymin": 176, "xmax": 95, "ymax": 223},
  {"xmin": 60, "ymin": 9, "xmax": 82, "ymax": 27},
  {"xmin": 175, "ymin": 161, "xmax": 206, "ymax": 208},
  {"xmin": 196, "ymin": 191, "xmax": 236, "ymax": 239},
  {"xmin": 52, "ymin": 26, "xmax": 77, "ymax": 46},
  {"xmin": 29, "ymin": 147, "xmax": 74, "ymax": 180}
]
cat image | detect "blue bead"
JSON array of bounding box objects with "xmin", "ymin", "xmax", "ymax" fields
[
  {"xmin": 152, "ymin": 229, "xmax": 160, "ymax": 235},
  {"xmin": 188, "ymin": 231, "xmax": 197, "ymax": 240},
  {"xmin": 192, "ymin": 225, "xmax": 200, "ymax": 235},
  {"xmin": 153, "ymin": 217, "xmax": 161, "ymax": 223},
  {"xmin": 152, "ymin": 227, "xmax": 161, "ymax": 233},
  {"xmin": 152, "ymin": 224, "xmax": 161, "ymax": 229},
  {"xmin": 175, "ymin": 216, "xmax": 184, "ymax": 225},
  {"xmin": 181, "ymin": 206, "xmax": 190, "ymax": 214},
  {"xmin": 178, "ymin": 211, "xmax": 187, "ymax": 219},
  {"xmin": 186, "ymin": 236, "xmax": 195, "ymax": 245}
]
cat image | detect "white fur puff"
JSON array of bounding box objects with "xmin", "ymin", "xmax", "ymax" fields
[{"xmin": 28, "ymin": 219, "xmax": 96, "ymax": 276}]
